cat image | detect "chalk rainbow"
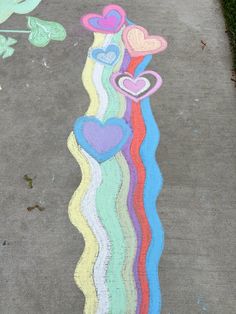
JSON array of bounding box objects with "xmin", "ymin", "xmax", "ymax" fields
[{"xmin": 68, "ymin": 4, "xmax": 167, "ymax": 314}]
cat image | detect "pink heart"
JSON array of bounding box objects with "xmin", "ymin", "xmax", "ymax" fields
[
  {"xmin": 81, "ymin": 4, "xmax": 126, "ymax": 34},
  {"xmin": 111, "ymin": 71, "xmax": 163, "ymax": 102}
]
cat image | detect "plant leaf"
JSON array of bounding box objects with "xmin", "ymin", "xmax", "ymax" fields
[
  {"xmin": 6, "ymin": 37, "xmax": 17, "ymax": 45},
  {"xmin": 0, "ymin": 34, "xmax": 7, "ymax": 45},
  {"xmin": 27, "ymin": 16, "xmax": 66, "ymax": 47},
  {"xmin": 2, "ymin": 46, "xmax": 15, "ymax": 58},
  {"xmin": 0, "ymin": 35, "xmax": 17, "ymax": 59}
]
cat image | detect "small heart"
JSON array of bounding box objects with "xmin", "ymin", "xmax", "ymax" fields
[
  {"xmin": 122, "ymin": 25, "xmax": 167, "ymax": 57},
  {"xmin": 81, "ymin": 4, "xmax": 126, "ymax": 34},
  {"xmin": 111, "ymin": 71, "xmax": 163, "ymax": 101},
  {"xmin": 74, "ymin": 116, "xmax": 132, "ymax": 162},
  {"xmin": 119, "ymin": 76, "xmax": 150, "ymax": 96},
  {"xmin": 90, "ymin": 44, "xmax": 120, "ymax": 66}
]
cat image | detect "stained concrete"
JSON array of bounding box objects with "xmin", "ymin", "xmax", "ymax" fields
[{"xmin": 0, "ymin": 0, "xmax": 235, "ymax": 313}]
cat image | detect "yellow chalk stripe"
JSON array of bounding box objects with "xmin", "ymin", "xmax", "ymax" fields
[{"xmin": 68, "ymin": 132, "xmax": 98, "ymax": 314}]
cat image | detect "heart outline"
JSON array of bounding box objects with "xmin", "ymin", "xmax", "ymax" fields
[
  {"xmin": 74, "ymin": 116, "xmax": 132, "ymax": 163},
  {"xmin": 122, "ymin": 25, "xmax": 167, "ymax": 57},
  {"xmin": 80, "ymin": 4, "xmax": 126, "ymax": 34},
  {"xmin": 89, "ymin": 44, "xmax": 120, "ymax": 66},
  {"xmin": 111, "ymin": 71, "xmax": 163, "ymax": 101}
]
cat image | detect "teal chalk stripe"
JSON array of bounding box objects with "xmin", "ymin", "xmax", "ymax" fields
[{"xmin": 96, "ymin": 159, "xmax": 126, "ymax": 313}]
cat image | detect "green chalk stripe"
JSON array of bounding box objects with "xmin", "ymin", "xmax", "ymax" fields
[{"xmin": 96, "ymin": 159, "xmax": 126, "ymax": 313}]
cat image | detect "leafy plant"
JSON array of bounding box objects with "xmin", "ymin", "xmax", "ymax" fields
[
  {"xmin": 0, "ymin": 35, "xmax": 17, "ymax": 58},
  {"xmin": 221, "ymin": 0, "xmax": 236, "ymax": 70}
]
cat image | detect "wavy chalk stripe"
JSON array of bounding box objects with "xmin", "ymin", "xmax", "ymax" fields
[
  {"xmin": 130, "ymin": 98, "xmax": 151, "ymax": 314},
  {"xmin": 96, "ymin": 158, "xmax": 126, "ymax": 313},
  {"xmin": 136, "ymin": 55, "xmax": 164, "ymax": 313},
  {"xmin": 116, "ymin": 152, "xmax": 137, "ymax": 314}
]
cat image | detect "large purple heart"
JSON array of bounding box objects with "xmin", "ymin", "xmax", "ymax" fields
[
  {"xmin": 111, "ymin": 71, "xmax": 163, "ymax": 102},
  {"xmin": 80, "ymin": 4, "xmax": 126, "ymax": 34},
  {"xmin": 74, "ymin": 116, "xmax": 132, "ymax": 162}
]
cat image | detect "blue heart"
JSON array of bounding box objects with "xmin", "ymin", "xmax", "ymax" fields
[
  {"xmin": 74, "ymin": 116, "xmax": 132, "ymax": 163},
  {"xmin": 90, "ymin": 44, "xmax": 120, "ymax": 66}
]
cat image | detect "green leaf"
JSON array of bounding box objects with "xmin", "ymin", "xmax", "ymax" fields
[
  {"xmin": 27, "ymin": 16, "xmax": 67, "ymax": 47},
  {"xmin": 0, "ymin": 35, "xmax": 17, "ymax": 59},
  {"xmin": 6, "ymin": 37, "xmax": 17, "ymax": 45},
  {"xmin": 2, "ymin": 47, "xmax": 15, "ymax": 59},
  {"xmin": 0, "ymin": 34, "xmax": 7, "ymax": 46}
]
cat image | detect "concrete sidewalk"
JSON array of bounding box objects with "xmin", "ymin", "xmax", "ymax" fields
[{"xmin": 0, "ymin": 0, "xmax": 235, "ymax": 313}]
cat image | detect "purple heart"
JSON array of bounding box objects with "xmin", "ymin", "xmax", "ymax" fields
[
  {"xmin": 74, "ymin": 117, "xmax": 132, "ymax": 162},
  {"xmin": 123, "ymin": 78, "xmax": 148, "ymax": 95},
  {"xmin": 83, "ymin": 121, "xmax": 123, "ymax": 153}
]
